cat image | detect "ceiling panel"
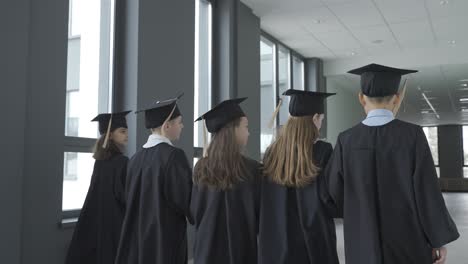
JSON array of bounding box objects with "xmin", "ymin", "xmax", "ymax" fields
[
  {"xmin": 349, "ymin": 25, "xmax": 397, "ymax": 47},
  {"xmin": 326, "ymin": 0, "xmax": 385, "ymax": 28},
  {"xmin": 373, "ymin": 0, "xmax": 427, "ymax": 24},
  {"xmin": 424, "ymin": 0, "xmax": 468, "ymax": 19},
  {"xmin": 431, "ymin": 16, "xmax": 468, "ymax": 44},
  {"xmin": 313, "ymin": 30, "xmax": 362, "ymax": 50},
  {"xmin": 390, "ymin": 20, "xmax": 436, "ymax": 49}
]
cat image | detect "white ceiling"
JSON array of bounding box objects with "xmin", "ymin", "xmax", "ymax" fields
[
  {"xmin": 242, "ymin": 0, "xmax": 468, "ymax": 61},
  {"xmin": 242, "ymin": 0, "xmax": 468, "ymax": 125}
]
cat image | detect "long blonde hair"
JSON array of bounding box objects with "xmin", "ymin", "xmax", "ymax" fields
[{"xmin": 263, "ymin": 116, "xmax": 320, "ymax": 187}]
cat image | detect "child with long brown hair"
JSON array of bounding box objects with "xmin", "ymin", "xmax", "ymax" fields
[
  {"xmin": 191, "ymin": 98, "xmax": 261, "ymax": 264},
  {"xmin": 66, "ymin": 110, "xmax": 131, "ymax": 264},
  {"xmin": 259, "ymin": 89, "xmax": 339, "ymax": 264}
]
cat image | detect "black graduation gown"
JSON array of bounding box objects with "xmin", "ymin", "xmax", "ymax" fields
[
  {"xmin": 258, "ymin": 140, "xmax": 339, "ymax": 264},
  {"xmin": 65, "ymin": 153, "xmax": 128, "ymax": 264},
  {"xmin": 191, "ymin": 157, "xmax": 261, "ymax": 264},
  {"xmin": 115, "ymin": 143, "xmax": 193, "ymax": 264},
  {"xmin": 325, "ymin": 119, "xmax": 460, "ymax": 264}
]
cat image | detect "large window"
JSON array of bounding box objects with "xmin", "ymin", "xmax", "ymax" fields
[
  {"xmin": 463, "ymin": 126, "xmax": 468, "ymax": 178},
  {"xmin": 260, "ymin": 37, "xmax": 276, "ymax": 154},
  {"xmin": 63, "ymin": 0, "xmax": 116, "ymax": 215},
  {"xmin": 278, "ymin": 45, "xmax": 290, "ymax": 126},
  {"xmin": 260, "ymin": 34, "xmax": 305, "ymax": 155},
  {"xmin": 292, "ymin": 55, "xmax": 304, "ymax": 91},
  {"xmin": 194, "ymin": 0, "xmax": 212, "ymax": 163},
  {"xmin": 423, "ymin": 127, "xmax": 440, "ymax": 177}
]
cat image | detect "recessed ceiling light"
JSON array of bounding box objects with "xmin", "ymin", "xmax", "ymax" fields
[
  {"xmin": 349, "ymin": 51, "xmax": 357, "ymax": 56},
  {"xmin": 462, "ymin": 109, "xmax": 468, "ymax": 112},
  {"xmin": 421, "ymin": 110, "xmax": 430, "ymax": 114},
  {"xmin": 461, "ymin": 83, "xmax": 468, "ymax": 87},
  {"xmin": 440, "ymin": 0, "xmax": 449, "ymax": 5},
  {"xmin": 448, "ymin": 40, "xmax": 456, "ymax": 45},
  {"xmin": 372, "ymin": 40, "xmax": 384, "ymax": 44},
  {"xmin": 460, "ymin": 98, "xmax": 468, "ymax": 102},
  {"xmin": 459, "ymin": 79, "xmax": 468, "ymax": 82}
]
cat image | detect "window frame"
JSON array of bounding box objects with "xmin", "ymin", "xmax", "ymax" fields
[
  {"xmin": 193, "ymin": 0, "xmax": 213, "ymax": 160},
  {"xmin": 422, "ymin": 126, "xmax": 440, "ymax": 177},
  {"xmin": 62, "ymin": 0, "xmax": 117, "ymax": 219},
  {"xmin": 259, "ymin": 31, "xmax": 306, "ymax": 155},
  {"xmin": 462, "ymin": 126, "xmax": 468, "ymax": 178}
]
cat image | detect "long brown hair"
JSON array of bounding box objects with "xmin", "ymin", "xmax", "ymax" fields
[
  {"xmin": 194, "ymin": 118, "xmax": 248, "ymax": 190},
  {"xmin": 93, "ymin": 135, "xmax": 122, "ymax": 160},
  {"xmin": 263, "ymin": 115, "xmax": 320, "ymax": 187}
]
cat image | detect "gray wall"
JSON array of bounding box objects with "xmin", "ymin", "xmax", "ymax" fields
[
  {"xmin": 237, "ymin": 3, "xmax": 261, "ymax": 160},
  {"xmin": 1, "ymin": 0, "xmax": 75, "ymax": 263},
  {"xmin": 114, "ymin": 0, "xmax": 195, "ymax": 159},
  {"xmin": 1, "ymin": 0, "xmax": 29, "ymax": 263},
  {"xmin": 326, "ymin": 82, "xmax": 365, "ymax": 145}
]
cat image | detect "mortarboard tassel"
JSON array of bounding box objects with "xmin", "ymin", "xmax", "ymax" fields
[
  {"xmin": 102, "ymin": 114, "xmax": 113, "ymax": 148},
  {"xmin": 268, "ymin": 98, "xmax": 283, "ymax": 129},
  {"xmin": 202, "ymin": 119, "xmax": 209, "ymax": 157},
  {"xmin": 162, "ymin": 103, "xmax": 178, "ymax": 129}
]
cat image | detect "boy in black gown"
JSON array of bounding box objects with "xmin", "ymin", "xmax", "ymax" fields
[
  {"xmin": 325, "ymin": 64, "xmax": 459, "ymax": 264},
  {"xmin": 115, "ymin": 95, "xmax": 193, "ymax": 264}
]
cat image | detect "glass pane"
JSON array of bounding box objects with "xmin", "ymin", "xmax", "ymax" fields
[
  {"xmin": 62, "ymin": 152, "xmax": 94, "ymax": 211},
  {"xmin": 260, "ymin": 38, "xmax": 275, "ymax": 154},
  {"xmin": 278, "ymin": 46, "xmax": 290, "ymax": 126},
  {"xmin": 463, "ymin": 126, "xmax": 468, "ymax": 165},
  {"xmin": 193, "ymin": 158, "xmax": 200, "ymax": 171},
  {"xmin": 292, "ymin": 56, "xmax": 304, "ymax": 90},
  {"xmin": 436, "ymin": 167, "xmax": 440, "ymax": 178},
  {"xmin": 65, "ymin": 0, "xmax": 114, "ymax": 138},
  {"xmin": 422, "ymin": 127, "xmax": 439, "ymax": 165},
  {"xmin": 463, "ymin": 167, "xmax": 468, "ymax": 178},
  {"xmin": 194, "ymin": 0, "xmax": 212, "ymax": 148}
]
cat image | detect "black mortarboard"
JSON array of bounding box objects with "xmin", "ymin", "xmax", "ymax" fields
[
  {"xmin": 135, "ymin": 93, "xmax": 183, "ymax": 129},
  {"xmin": 91, "ymin": 111, "xmax": 131, "ymax": 135},
  {"xmin": 195, "ymin": 98, "xmax": 247, "ymax": 133},
  {"xmin": 348, "ymin": 63, "xmax": 418, "ymax": 97},
  {"xmin": 282, "ymin": 89, "xmax": 335, "ymax": 117}
]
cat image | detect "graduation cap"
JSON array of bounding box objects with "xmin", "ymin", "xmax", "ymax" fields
[
  {"xmin": 282, "ymin": 89, "xmax": 336, "ymax": 117},
  {"xmin": 91, "ymin": 111, "xmax": 131, "ymax": 135},
  {"xmin": 348, "ymin": 63, "xmax": 418, "ymax": 97},
  {"xmin": 91, "ymin": 110, "xmax": 131, "ymax": 148},
  {"xmin": 135, "ymin": 93, "xmax": 183, "ymax": 129},
  {"xmin": 195, "ymin": 98, "xmax": 247, "ymax": 133}
]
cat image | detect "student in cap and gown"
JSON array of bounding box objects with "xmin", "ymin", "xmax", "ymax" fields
[
  {"xmin": 191, "ymin": 98, "xmax": 262, "ymax": 264},
  {"xmin": 325, "ymin": 64, "xmax": 460, "ymax": 264},
  {"xmin": 259, "ymin": 89, "xmax": 339, "ymax": 264},
  {"xmin": 115, "ymin": 94, "xmax": 193, "ymax": 264},
  {"xmin": 66, "ymin": 110, "xmax": 131, "ymax": 264}
]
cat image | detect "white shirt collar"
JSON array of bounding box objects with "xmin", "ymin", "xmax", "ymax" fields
[
  {"xmin": 142, "ymin": 134, "xmax": 173, "ymax": 148},
  {"xmin": 362, "ymin": 109, "xmax": 395, "ymax": 127}
]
